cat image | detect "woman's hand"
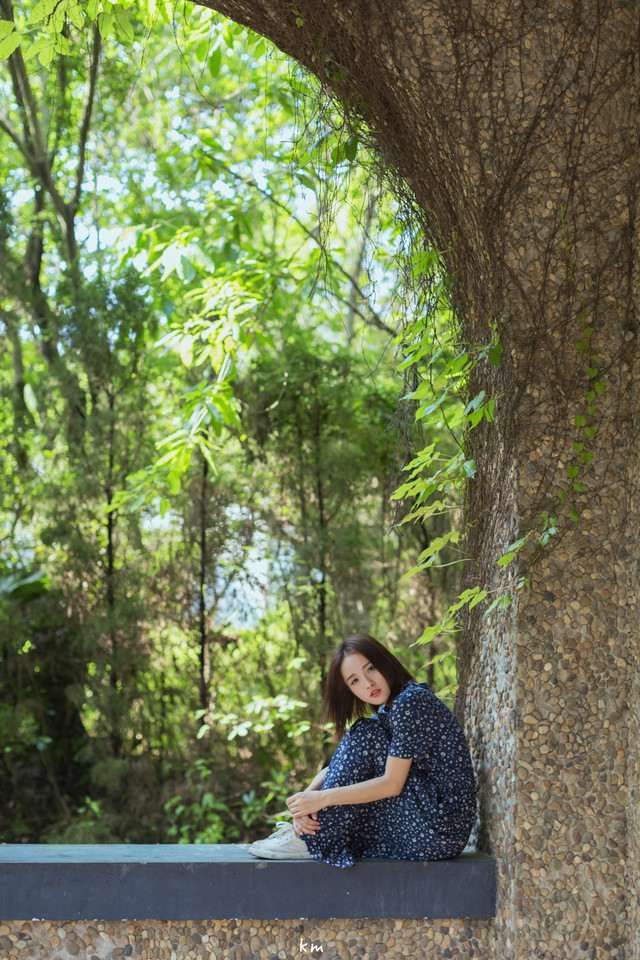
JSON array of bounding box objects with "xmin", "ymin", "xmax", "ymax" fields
[
  {"xmin": 286, "ymin": 789, "xmax": 326, "ymax": 818},
  {"xmin": 292, "ymin": 813, "xmax": 321, "ymax": 837}
]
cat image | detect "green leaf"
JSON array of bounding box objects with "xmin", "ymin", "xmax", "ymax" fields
[
  {"xmin": 410, "ymin": 248, "xmax": 437, "ymax": 283},
  {"xmin": 426, "ymin": 651, "xmax": 457, "ymax": 667},
  {"xmin": 580, "ymin": 451, "xmax": 594, "ymax": 463},
  {"xmin": 51, "ymin": 0, "xmax": 65, "ymax": 32},
  {"xmin": 37, "ymin": 42, "xmax": 54, "ymax": 65},
  {"xmin": 566, "ymin": 465, "xmax": 579, "ymax": 479},
  {"xmin": 484, "ymin": 593, "xmax": 512, "ymax": 616},
  {"xmin": 344, "ymin": 135, "xmax": 359, "ymax": 163},
  {"xmin": 495, "ymin": 533, "xmax": 529, "ymax": 567},
  {"xmin": 415, "ymin": 623, "xmax": 447, "ymax": 645},
  {"xmin": 167, "ymin": 470, "xmax": 181, "ymax": 495},
  {"xmin": 97, "ymin": 11, "xmax": 115, "ymax": 38},
  {"xmin": 488, "ymin": 342, "xmax": 503, "ymax": 367},
  {"xmin": 23, "ymin": 35, "xmax": 53, "ymax": 61},
  {"xmin": 483, "ymin": 596, "xmax": 502, "ymax": 617},
  {"xmin": 468, "ymin": 589, "xmax": 488, "ymax": 610},
  {"xmin": 484, "ymin": 397, "xmax": 496, "ymax": 422},
  {"xmin": 449, "ymin": 587, "xmax": 487, "ymax": 614},
  {"xmin": 0, "ymin": 19, "xmax": 14, "ymax": 39},
  {"xmin": 208, "ymin": 45, "xmax": 222, "ymax": 77},
  {"xmin": 401, "ymin": 530, "xmax": 461, "ymax": 578},
  {"xmin": 54, "ymin": 32, "xmax": 70, "ymax": 54},
  {"xmin": 465, "ymin": 390, "xmax": 486, "ymax": 414},
  {"xmin": 594, "ymin": 381, "xmax": 606, "ymax": 394},
  {"xmin": 27, "ymin": 0, "xmax": 56, "ymax": 25},
  {"xmin": 0, "ymin": 31, "xmax": 21, "ymax": 60},
  {"xmin": 574, "ymin": 415, "xmax": 586, "ymax": 427},
  {"xmin": 445, "ymin": 351, "xmax": 468, "ymax": 376},
  {"xmin": 569, "ymin": 507, "xmax": 580, "ymax": 523},
  {"xmin": 114, "ymin": 5, "xmax": 134, "ymax": 42},
  {"xmin": 67, "ymin": 1, "xmax": 84, "ymax": 29}
]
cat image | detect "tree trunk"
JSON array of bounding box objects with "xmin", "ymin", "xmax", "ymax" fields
[
  {"xmin": 198, "ymin": 451, "xmax": 209, "ymax": 713},
  {"xmin": 312, "ymin": 374, "xmax": 328, "ymax": 660},
  {"xmin": 105, "ymin": 391, "xmax": 122, "ymax": 758}
]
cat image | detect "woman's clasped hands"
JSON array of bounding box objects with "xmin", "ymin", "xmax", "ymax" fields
[{"xmin": 286, "ymin": 789, "xmax": 324, "ymax": 836}]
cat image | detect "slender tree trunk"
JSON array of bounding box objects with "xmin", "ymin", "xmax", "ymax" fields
[
  {"xmin": 4, "ymin": 316, "xmax": 31, "ymax": 469},
  {"xmin": 105, "ymin": 391, "xmax": 121, "ymax": 757},
  {"xmin": 312, "ymin": 375, "xmax": 328, "ymax": 664},
  {"xmin": 198, "ymin": 451, "xmax": 209, "ymax": 713}
]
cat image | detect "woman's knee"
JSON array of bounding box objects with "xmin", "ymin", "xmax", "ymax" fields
[
  {"xmin": 347, "ymin": 717, "xmax": 389, "ymax": 751},
  {"xmin": 324, "ymin": 719, "xmax": 388, "ymax": 787},
  {"xmin": 346, "ymin": 718, "xmax": 389, "ymax": 772}
]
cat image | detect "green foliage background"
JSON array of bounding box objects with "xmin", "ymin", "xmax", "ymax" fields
[{"xmin": 0, "ymin": 0, "xmax": 466, "ymax": 843}]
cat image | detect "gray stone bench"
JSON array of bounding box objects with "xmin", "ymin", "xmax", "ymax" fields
[{"xmin": 0, "ymin": 845, "xmax": 495, "ymax": 921}]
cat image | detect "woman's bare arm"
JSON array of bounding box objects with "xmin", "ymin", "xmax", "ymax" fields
[
  {"xmin": 287, "ymin": 755, "xmax": 412, "ymax": 817},
  {"xmin": 291, "ymin": 765, "xmax": 329, "ymax": 836}
]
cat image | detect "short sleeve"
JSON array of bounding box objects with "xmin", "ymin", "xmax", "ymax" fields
[{"xmin": 387, "ymin": 684, "xmax": 446, "ymax": 760}]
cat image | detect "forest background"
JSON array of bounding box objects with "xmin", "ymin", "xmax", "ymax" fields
[{"xmin": 0, "ymin": 0, "xmax": 470, "ymax": 844}]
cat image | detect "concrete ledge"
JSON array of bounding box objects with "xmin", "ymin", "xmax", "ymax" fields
[{"xmin": 0, "ymin": 845, "xmax": 495, "ymax": 921}]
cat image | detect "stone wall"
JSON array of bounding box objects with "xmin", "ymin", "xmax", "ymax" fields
[{"xmin": 1, "ymin": 918, "xmax": 493, "ymax": 960}]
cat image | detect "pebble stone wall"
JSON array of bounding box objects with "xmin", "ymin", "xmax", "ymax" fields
[{"xmin": 0, "ymin": 919, "xmax": 494, "ymax": 960}]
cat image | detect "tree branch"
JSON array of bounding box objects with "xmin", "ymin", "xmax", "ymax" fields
[
  {"xmin": 0, "ymin": 0, "xmax": 77, "ymax": 262},
  {"xmin": 345, "ymin": 190, "xmax": 379, "ymax": 346},
  {"xmin": 0, "ymin": 114, "xmax": 31, "ymax": 161},
  {"xmin": 72, "ymin": 22, "xmax": 102, "ymax": 213},
  {"xmin": 49, "ymin": 25, "xmax": 70, "ymax": 166},
  {"xmin": 0, "ymin": 0, "xmax": 45, "ymax": 161},
  {"xmin": 206, "ymin": 155, "xmax": 396, "ymax": 337}
]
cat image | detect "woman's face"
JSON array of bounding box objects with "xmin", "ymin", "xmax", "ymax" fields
[{"xmin": 340, "ymin": 652, "xmax": 391, "ymax": 706}]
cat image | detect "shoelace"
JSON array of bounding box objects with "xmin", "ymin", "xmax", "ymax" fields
[{"xmin": 253, "ymin": 821, "xmax": 291, "ymax": 844}]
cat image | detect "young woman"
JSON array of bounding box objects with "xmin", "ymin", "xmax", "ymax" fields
[{"xmin": 248, "ymin": 633, "xmax": 476, "ymax": 868}]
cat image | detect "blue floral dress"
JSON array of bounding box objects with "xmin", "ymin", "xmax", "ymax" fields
[{"xmin": 303, "ymin": 681, "xmax": 476, "ymax": 868}]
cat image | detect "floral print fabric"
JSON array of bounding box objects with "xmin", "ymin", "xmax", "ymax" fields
[{"xmin": 303, "ymin": 681, "xmax": 476, "ymax": 868}]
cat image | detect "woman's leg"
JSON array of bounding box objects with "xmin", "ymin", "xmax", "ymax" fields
[
  {"xmin": 303, "ymin": 718, "xmax": 389, "ymax": 868},
  {"xmin": 304, "ymin": 719, "xmax": 471, "ymax": 865},
  {"xmin": 356, "ymin": 791, "xmax": 471, "ymax": 861}
]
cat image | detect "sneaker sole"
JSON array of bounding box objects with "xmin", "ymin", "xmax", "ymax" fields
[
  {"xmin": 247, "ymin": 841, "xmax": 313, "ymax": 859},
  {"xmin": 248, "ymin": 849, "xmax": 313, "ymax": 860}
]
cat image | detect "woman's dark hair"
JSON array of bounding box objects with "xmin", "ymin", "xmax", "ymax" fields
[{"xmin": 322, "ymin": 634, "xmax": 414, "ymax": 741}]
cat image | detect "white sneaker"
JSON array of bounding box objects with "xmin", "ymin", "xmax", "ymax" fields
[
  {"xmin": 248, "ymin": 820, "xmax": 290, "ymax": 852},
  {"xmin": 248, "ymin": 821, "xmax": 313, "ymax": 860}
]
